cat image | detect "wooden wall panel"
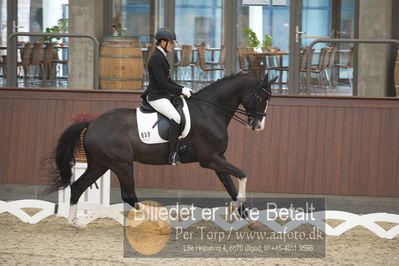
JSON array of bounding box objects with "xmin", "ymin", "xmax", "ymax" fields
[{"xmin": 1, "ymin": 88, "xmax": 399, "ymax": 197}]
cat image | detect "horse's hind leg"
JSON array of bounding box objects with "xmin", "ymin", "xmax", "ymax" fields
[
  {"xmin": 111, "ymin": 162, "xmax": 170, "ymax": 233},
  {"xmin": 109, "ymin": 161, "xmax": 138, "ymax": 208},
  {"xmin": 68, "ymin": 160, "xmax": 108, "ymax": 228}
]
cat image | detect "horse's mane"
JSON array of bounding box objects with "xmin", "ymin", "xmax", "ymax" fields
[{"xmin": 196, "ymin": 72, "xmax": 259, "ymax": 95}]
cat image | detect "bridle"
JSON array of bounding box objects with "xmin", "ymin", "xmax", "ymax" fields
[
  {"xmin": 190, "ymin": 81, "xmax": 272, "ymax": 127},
  {"xmin": 245, "ymin": 85, "xmax": 272, "ymax": 128}
]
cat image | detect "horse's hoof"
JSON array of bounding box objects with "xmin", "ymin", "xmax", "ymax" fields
[
  {"xmin": 248, "ymin": 221, "xmax": 262, "ymax": 230},
  {"xmin": 228, "ymin": 204, "xmax": 237, "ymax": 213},
  {"xmin": 237, "ymin": 197, "xmax": 246, "ymax": 204},
  {"xmin": 68, "ymin": 219, "xmax": 87, "ymax": 230},
  {"xmin": 70, "ymin": 223, "xmax": 87, "ymax": 231},
  {"xmin": 229, "ymin": 200, "xmax": 241, "ymax": 213},
  {"xmin": 77, "ymin": 225, "xmax": 87, "ymax": 231}
]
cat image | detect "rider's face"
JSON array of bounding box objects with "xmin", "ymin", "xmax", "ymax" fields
[{"xmin": 162, "ymin": 40, "xmax": 174, "ymax": 53}]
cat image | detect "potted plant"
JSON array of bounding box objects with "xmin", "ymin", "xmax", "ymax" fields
[
  {"xmin": 112, "ymin": 23, "xmax": 127, "ymax": 37},
  {"xmin": 243, "ymin": 27, "xmax": 261, "ymax": 49},
  {"xmin": 244, "ymin": 28, "xmax": 274, "ymax": 52},
  {"xmin": 41, "ymin": 18, "xmax": 69, "ymax": 43},
  {"xmin": 262, "ymin": 34, "xmax": 273, "ymax": 51}
]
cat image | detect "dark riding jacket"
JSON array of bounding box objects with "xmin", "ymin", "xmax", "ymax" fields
[{"xmin": 143, "ymin": 47, "xmax": 183, "ymax": 101}]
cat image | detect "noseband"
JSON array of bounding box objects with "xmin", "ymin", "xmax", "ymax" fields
[{"xmin": 244, "ymin": 84, "xmax": 272, "ymax": 127}]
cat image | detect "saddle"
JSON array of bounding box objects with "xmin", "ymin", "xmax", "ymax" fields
[{"xmin": 136, "ymin": 96, "xmax": 191, "ymax": 144}]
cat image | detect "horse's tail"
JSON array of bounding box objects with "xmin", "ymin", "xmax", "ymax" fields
[{"xmin": 45, "ymin": 121, "xmax": 91, "ymax": 194}]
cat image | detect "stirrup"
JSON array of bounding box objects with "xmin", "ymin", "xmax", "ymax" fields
[{"xmin": 168, "ymin": 152, "xmax": 179, "ymax": 165}]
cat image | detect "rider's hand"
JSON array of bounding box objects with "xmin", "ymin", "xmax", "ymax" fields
[{"xmin": 182, "ymin": 87, "xmax": 192, "ymax": 98}]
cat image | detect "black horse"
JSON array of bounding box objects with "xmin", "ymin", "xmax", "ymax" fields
[{"xmin": 47, "ymin": 72, "xmax": 277, "ymax": 228}]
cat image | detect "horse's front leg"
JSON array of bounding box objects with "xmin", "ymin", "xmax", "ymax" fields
[
  {"xmin": 200, "ymin": 155, "xmax": 247, "ymax": 203},
  {"xmin": 215, "ymin": 170, "xmax": 247, "ymax": 215},
  {"xmin": 215, "ymin": 170, "xmax": 238, "ymax": 200},
  {"xmin": 214, "ymin": 167, "xmax": 260, "ymax": 229}
]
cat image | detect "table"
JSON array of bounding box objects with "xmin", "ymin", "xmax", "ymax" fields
[{"xmin": 241, "ymin": 51, "xmax": 289, "ymax": 90}]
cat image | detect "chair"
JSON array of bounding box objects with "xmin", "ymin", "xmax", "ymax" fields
[
  {"xmin": 18, "ymin": 42, "xmax": 33, "ymax": 84},
  {"xmin": 245, "ymin": 52, "xmax": 266, "ymax": 78},
  {"xmin": 218, "ymin": 45, "xmax": 225, "ymax": 67},
  {"xmin": 326, "ymin": 46, "xmax": 338, "ymax": 90},
  {"xmin": 30, "ymin": 42, "xmax": 45, "ymax": 84},
  {"xmin": 0, "ymin": 55, "xmax": 6, "ymax": 83},
  {"xmin": 238, "ymin": 47, "xmax": 257, "ymax": 72},
  {"xmin": 195, "ymin": 46, "xmax": 224, "ymax": 91},
  {"xmin": 174, "ymin": 44, "xmax": 193, "ymax": 85},
  {"xmin": 265, "ymin": 54, "xmax": 277, "ymax": 73},
  {"xmin": 334, "ymin": 47, "xmax": 354, "ymax": 89},
  {"xmin": 260, "ymin": 48, "xmax": 279, "ymax": 75},
  {"xmin": 299, "ymin": 46, "xmax": 315, "ymax": 92},
  {"xmin": 310, "ymin": 47, "xmax": 332, "ymax": 93},
  {"xmin": 238, "ymin": 47, "xmax": 249, "ymax": 72},
  {"xmin": 204, "ymin": 45, "xmax": 225, "ymax": 68},
  {"xmin": 270, "ymin": 52, "xmax": 289, "ymax": 93},
  {"xmin": 52, "ymin": 45, "xmax": 68, "ymax": 80},
  {"xmin": 42, "ymin": 43, "xmax": 57, "ymax": 85}
]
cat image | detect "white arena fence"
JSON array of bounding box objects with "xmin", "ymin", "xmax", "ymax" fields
[{"xmin": 1, "ymin": 163, "xmax": 399, "ymax": 239}]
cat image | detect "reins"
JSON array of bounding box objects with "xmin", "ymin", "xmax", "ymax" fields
[
  {"xmin": 190, "ymin": 93, "xmax": 270, "ymax": 127},
  {"xmin": 189, "ymin": 80, "xmax": 272, "ymax": 126},
  {"xmin": 190, "ymin": 94, "xmax": 249, "ymax": 126}
]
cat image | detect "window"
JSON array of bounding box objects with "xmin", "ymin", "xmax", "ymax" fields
[
  {"xmin": 114, "ymin": 0, "xmax": 164, "ymax": 44},
  {"xmin": 175, "ymin": 0, "xmax": 223, "ymax": 47}
]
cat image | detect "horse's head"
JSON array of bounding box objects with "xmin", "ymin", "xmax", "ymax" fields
[{"xmin": 242, "ymin": 73, "xmax": 277, "ymax": 131}]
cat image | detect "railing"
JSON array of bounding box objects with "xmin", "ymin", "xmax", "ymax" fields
[
  {"xmin": 305, "ymin": 38, "xmax": 399, "ymax": 95},
  {"xmin": 7, "ymin": 32, "xmax": 100, "ymax": 89}
]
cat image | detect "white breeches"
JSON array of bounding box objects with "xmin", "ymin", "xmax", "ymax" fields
[{"xmin": 147, "ymin": 97, "xmax": 181, "ymax": 124}]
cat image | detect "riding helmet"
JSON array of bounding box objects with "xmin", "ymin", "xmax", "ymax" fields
[{"xmin": 155, "ymin": 28, "xmax": 176, "ymax": 41}]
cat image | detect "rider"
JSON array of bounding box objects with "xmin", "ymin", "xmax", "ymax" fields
[{"xmin": 143, "ymin": 28, "xmax": 192, "ymax": 165}]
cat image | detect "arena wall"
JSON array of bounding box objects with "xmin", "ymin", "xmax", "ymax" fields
[{"xmin": 0, "ymin": 88, "xmax": 398, "ymax": 196}]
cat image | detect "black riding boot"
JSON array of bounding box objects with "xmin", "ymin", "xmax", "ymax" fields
[{"xmin": 168, "ymin": 119, "xmax": 180, "ymax": 165}]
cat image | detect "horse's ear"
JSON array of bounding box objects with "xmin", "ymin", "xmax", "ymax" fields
[
  {"xmin": 268, "ymin": 76, "xmax": 279, "ymax": 86},
  {"xmin": 262, "ymin": 73, "xmax": 269, "ymax": 86}
]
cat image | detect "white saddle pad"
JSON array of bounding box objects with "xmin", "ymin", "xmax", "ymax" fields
[{"xmin": 136, "ymin": 97, "xmax": 191, "ymax": 144}]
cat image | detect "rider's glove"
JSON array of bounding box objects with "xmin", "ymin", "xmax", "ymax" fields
[{"xmin": 181, "ymin": 87, "xmax": 192, "ymax": 98}]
